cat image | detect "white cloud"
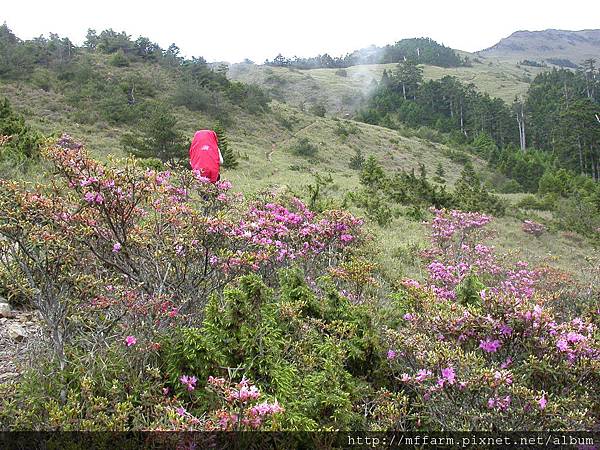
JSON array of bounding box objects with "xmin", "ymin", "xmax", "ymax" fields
[{"xmin": 2, "ymin": 0, "xmax": 599, "ymax": 63}]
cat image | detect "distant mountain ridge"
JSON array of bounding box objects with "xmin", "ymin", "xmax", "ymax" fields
[{"xmin": 477, "ymin": 29, "xmax": 600, "ymax": 65}]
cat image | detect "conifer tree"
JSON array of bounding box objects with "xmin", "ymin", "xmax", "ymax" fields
[
  {"xmin": 349, "ymin": 147, "xmax": 365, "ymax": 170},
  {"xmin": 434, "ymin": 162, "xmax": 446, "ymax": 183},
  {"xmin": 454, "ymin": 161, "xmax": 505, "ymax": 216},
  {"xmin": 121, "ymin": 103, "xmax": 187, "ymax": 163},
  {"xmin": 214, "ymin": 124, "xmax": 238, "ymax": 169},
  {"xmin": 359, "ymin": 155, "xmax": 385, "ymax": 189}
]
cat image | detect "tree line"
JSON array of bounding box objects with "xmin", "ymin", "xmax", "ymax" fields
[
  {"xmin": 357, "ymin": 59, "xmax": 600, "ymax": 238},
  {"xmin": 265, "ymin": 38, "xmax": 467, "ymax": 70},
  {"xmin": 359, "ymin": 59, "xmax": 600, "ymax": 184},
  {"xmin": 0, "ymin": 23, "xmax": 270, "ymax": 124}
]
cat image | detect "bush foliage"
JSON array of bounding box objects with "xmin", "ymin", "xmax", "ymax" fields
[{"xmin": 0, "ymin": 138, "xmax": 598, "ymax": 432}]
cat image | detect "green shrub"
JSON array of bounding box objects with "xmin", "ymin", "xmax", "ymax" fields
[
  {"xmin": 304, "ymin": 172, "xmax": 339, "ymax": 212},
  {"xmin": 499, "ymin": 179, "xmax": 523, "ymax": 193},
  {"xmin": 309, "ymin": 102, "xmax": 326, "ymax": 117},
  {"xmin": 454, "ymin": 162, "xmax": 506, "ymax": 216},
  {"xmin": 349, "ymin": 148, "xmax": 365, "ymax": 170},
  {"xmin": 0, "ymin": 97, "xmax": 44, "ymax": 168},
  {"xmin": 109, "ymin": 49, "xmax": 130, "ymax": 67},
  {"xmin": 359, "ymin": 156, "xmax": 385, "ymax": 189},
  {"xmin": 516, "ymin": 194, "xmax": 556, "ymax": 211},
  {"xmin": 291, "ymin": 137, "xmax": 318, "ymax": 158},
  {"xmin": 214, "ymin": 124, "xmax": 237, "ymax": 169},
  {"xmin": 163, "ymin": 270, "xmax": 381, "ymax": 430},
  {"xmin": 121, "ymin": 102, "xmax": 188, "ymax": 163},
  {"xmin": 1, "ymin": 343, "xmax": 168, "ymax": 430},
  {"xmin": 172, "ymin": 82, "xmax": 214, "ymax": 112}
]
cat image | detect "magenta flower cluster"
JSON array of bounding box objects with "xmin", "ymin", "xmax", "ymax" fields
[
  {"xmin": 419, "ymin": 209, "xmax": 541, "ymax": 301},
  {"xmin": 206, "ymin": 376, "xmax": 284, "ymax": 431},
  {"xmin": 180, "ymin": 375, "xmax": 197, "ymax": 392}
]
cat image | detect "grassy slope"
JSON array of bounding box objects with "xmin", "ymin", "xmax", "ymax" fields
[
  {"xmin": 0, "ymin": 57, "xmax": 596, "ymax": 282},
  {"xmin": 227, "ymin": 55, "xmax": 546, "ymax": 115}
]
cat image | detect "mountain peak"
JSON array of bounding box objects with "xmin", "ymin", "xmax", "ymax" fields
[{"xmin": 478, "ymin": 29, "xmax": 600, "ymax": 64}]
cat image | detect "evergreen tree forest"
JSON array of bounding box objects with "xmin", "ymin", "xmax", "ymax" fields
[{"xmin": 359, "ymin": 59, "xmax": 600, "ymax": 192}]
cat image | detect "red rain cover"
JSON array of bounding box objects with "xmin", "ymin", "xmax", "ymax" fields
[{"xmin": 189, "ymin": 130, "xmax": 220, "ymax": 182}]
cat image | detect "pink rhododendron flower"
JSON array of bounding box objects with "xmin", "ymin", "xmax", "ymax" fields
[
  {"xmin": 402, "ymin": 279, "xmax": 421, "ymax": 289},
  {"xmin": 112, "ymin": 242, "xmax": 121, "ymax": 253},
  {"xmin": 441, "ymin": 366, "xmax": 456, "ymax": 384},
  {"xmin": 479, "ymin": 338, "xmax": 502, "ymax": 353},
  {"xmin": 556, "ymin": 339, "xmax": 569, "ymax": 352},
  {"xmin": 238, "ymin": 385, "xmax": 260, "ymax": 402},
  {"xmin": 387, "ymin": 349, "xmax": 397, "ymax": 360},
  {"xmin": 500, "ymin": 357, "xmax": 513, "ymax": 369},
  {"xmin": 538, "ymin": 393, "xmax": 547, "ymax": 410},
  {"xmin": 415, "ymin": 369, "xmax": 432, "ymax": 382},
  {"xmin": 125, "ymin": 335, "xmax": 137, "ymax": 347},
  {"xmin": 180, "ymin": 375, "xmax": 198, "ymax": 391},
  {"xmin": 217, "ymin": 180, "xmax": 232, "ymax": 191}
]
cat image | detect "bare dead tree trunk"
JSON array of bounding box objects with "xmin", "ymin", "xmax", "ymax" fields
[
  {"xmin": 128, "ymin": 82, "xmax": 136, "ymax": 105},
  {"xmin": 516, "ymin": 102, "xmax": 526, "ymax": 151},
  {"xmin": 402, "ymin": 83, "xmax": 406, "ymax": 100},
  {"xmin": 578, "ymin": 137, "xmax": 584, "ymax": 175}
]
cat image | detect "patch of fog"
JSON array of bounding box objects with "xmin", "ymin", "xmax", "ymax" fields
[{"xmin": 347, "ymin": 64, "xmax": 382, "ymax": 95}]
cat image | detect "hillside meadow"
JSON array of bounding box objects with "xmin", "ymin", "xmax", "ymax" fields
[{"xmin": 0, "ymin": 26, "xmax": 598, "ymax": 438}]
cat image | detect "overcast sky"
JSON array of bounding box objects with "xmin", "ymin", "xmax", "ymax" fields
[{"xmin": 2, "ymin": 0, "xmax": 599, "ymax": 63}]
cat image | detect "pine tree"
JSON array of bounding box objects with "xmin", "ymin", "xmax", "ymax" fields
[
  {"xmin": 214, "ymin": 124, "xmax": 238, "ymax": 169},
  {"xmin": 454, "ymin": 161, "xmax": 505, "ymax": 216},
  {"xmin": 359, "ymin": 155, "xmax": 385, "ymax": 189},
  {"xmin": 121, "ymin": 103, "xmax": 187, "ymax": 163},
  {"xmin": 349, "ymin": 148, "xmax": 365, "ymax": 170},
  {"xmin": 434, "ymin": 162, "xmax": 445, "ymax": 183}
]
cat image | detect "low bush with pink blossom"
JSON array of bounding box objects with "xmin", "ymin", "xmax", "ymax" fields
[{"xmin": 0, "ymin": 137, "xmax": 598, "ymax": 433}]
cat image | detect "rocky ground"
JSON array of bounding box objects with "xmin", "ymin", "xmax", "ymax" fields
[{"xmin": 0, "ymin": 300, "xmax": 43, "ymax": 384}]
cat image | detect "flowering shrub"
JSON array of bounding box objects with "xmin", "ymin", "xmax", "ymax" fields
[
  {"xmin": 1, "ymin": 137, "xmax": 598, "ymax": 433},
  {"xmin": 329, "ymin": 255, "xmax": 378, "ymax": 302},
  {"xmin": 0, "ymin": 137, "xmax": 367, "ymax": 430},
  {"xmin": 381, "ymin": 210, "xmax": 600, "ymax": 430},
  {"xmin": 0, "ymin": 136, "xmax": 363, "ymax": 355},
  {"xmin": 384, "ymin": 285, "xmax": 599, "ymax": 430},
  {"xmin": 204, "ymin": 376, "xmax": 284, "ymax": 430},
  {"xmin": 522, "ymin": 219, "xmax": 546, "ymax": 237},
  {"xmin": 421, "ymin": 209, "xmax": 541, "ymax": 302}
]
